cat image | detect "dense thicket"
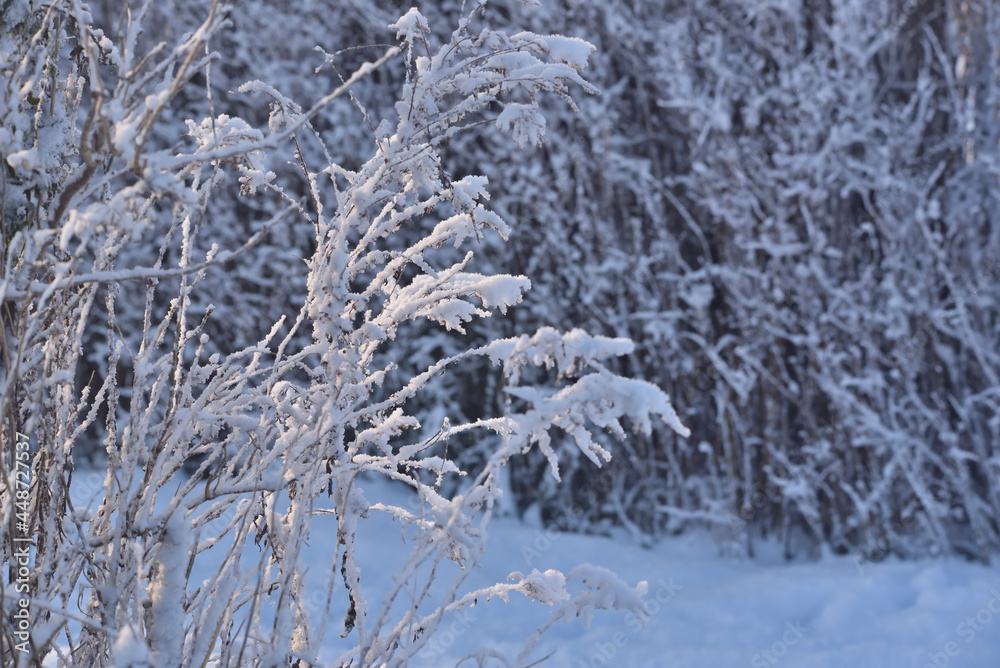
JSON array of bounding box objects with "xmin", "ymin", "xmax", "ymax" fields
[
  {"xmin": 79, "ymin": 0, "xmax": 1000, "ymax": 565},
  {"xmin": 2, "ymin": 1, "xmax": 688, "ymax": 665},
  {"xmin": 430, "ymin": 0, "xmax": 1000, "ymax": 561},
  {"xmin": 516, "ymin": 0, "xmax": 1000, "ymax": 562}
]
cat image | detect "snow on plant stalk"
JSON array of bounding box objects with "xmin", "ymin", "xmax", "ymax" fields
[{"xmin": 0, "ymin": 2, "xmax": 686, "ymax": 667}]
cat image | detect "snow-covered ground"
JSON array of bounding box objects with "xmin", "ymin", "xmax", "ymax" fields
[
  {"xmin": 294, "ymin": 478, "xmax": 1000, "ymax": 668},
  {"xmin": 433, "ymin": 516, "xmax": 1000, "ymax": 668},
  {"xmin": 68, "ymin": 471, "xmax": 1000, "ymax": 667}
]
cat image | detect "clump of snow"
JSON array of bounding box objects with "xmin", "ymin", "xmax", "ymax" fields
[
  {"xmin": 496, "ymin": 103, "xmax": 547, "ymax": 147},
  {"xmin": 389, "ymin": 8, "xmax": 430, "ymax": 44},
  {"xmin": 511, "ymin": 33, "xmax": 595, "ymax": 71},
  {"xmin": 185, "ymin": 114, "xmax": 275, "ymax": 194},
  {"xmin": 510, "ymin": 568, "xmax": 571, "ymax": 605},
  {"xmin": 6, "ymin": 146, "xmax": 39, "ymax": 170},
  {"xmin": 110, "ymin": 625, "xmax": 155, "ymax": 668}
]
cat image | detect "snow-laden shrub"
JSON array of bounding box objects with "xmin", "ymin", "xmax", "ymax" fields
[{"xmin": 0, "ymin": 2, "xmax": 688, "ymax": 666}]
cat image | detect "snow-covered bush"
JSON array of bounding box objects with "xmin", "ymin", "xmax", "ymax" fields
[{"xmin": 0, "ymin": 1, "xmax": 688, "ymax": 666}]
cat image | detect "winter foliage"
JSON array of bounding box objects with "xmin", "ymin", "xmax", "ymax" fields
[
  {"xmin": 0, "ymin": 0, "xmax": 689, "ymax": 665},
  {"xmin": 400, "ymin": 0, "xmax": 1000, "ymax": 562},
  {"xmin": 1, "ymin": 0, "xmax": 999, "ymax": 665}
]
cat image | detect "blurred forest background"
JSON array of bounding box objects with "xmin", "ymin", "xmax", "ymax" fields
[{"xmin": 85, "ymin": 0, "xmax": 1000, "ymax": 561}]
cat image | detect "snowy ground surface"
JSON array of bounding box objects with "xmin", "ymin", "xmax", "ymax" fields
[
  {"xmin": 342, "ymin": 485, "xmax": 1000, "ymax": 668},
  {"xmin": 69, "ymin": 471, "xmax": 1000, "ymax": 667}
]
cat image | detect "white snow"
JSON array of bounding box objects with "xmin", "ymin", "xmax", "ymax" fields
[
  {"xmin": 110, "ymin": 625, "xmax": 156, "ymax": 668},
  {"xmin": 418, "ymin": 517, "xmax": 999, "ymax": 667},
  {"xmin": 167, "ymin": 475, "xmax": 1000, "ymax": 667},
  {"xmin": 50, "ymin": 462, "xmax": 1000, "ymax": 667},
  {"xmin": 496, "ymin": 103, "xmax": 548, "ymax": 148},
  {"xmin": 510, "ymin": 33, "xmax": 595, "ymax": 71},
  {"xmin": 389, "ymin": 8, "xmax": 430, "ymax": 44},
  {"xmin": 6, "ymin": 146, "xmax": 39, "ymax": 171}
]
